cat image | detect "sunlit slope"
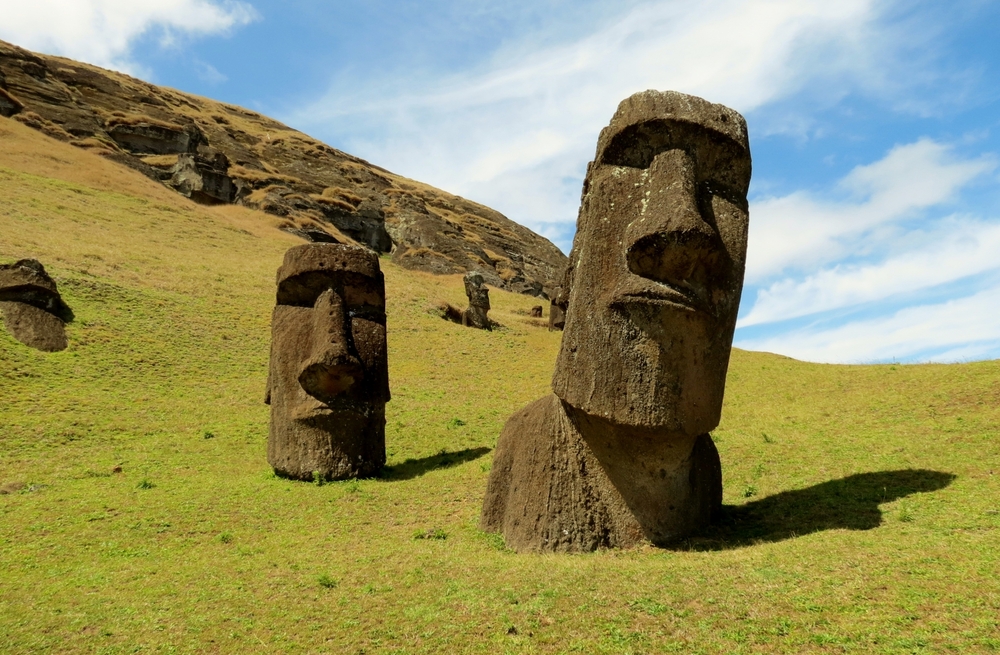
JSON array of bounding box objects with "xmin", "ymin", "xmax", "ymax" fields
[{"xmin": 1, "ymin": 115, "xmax": 999, "ymax": 653}]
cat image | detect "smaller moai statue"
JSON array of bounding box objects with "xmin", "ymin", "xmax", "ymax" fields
[
  {"xmin": 530, "ymin": 305, "xmax": 543, "ymax": 318},
  {"xmin": 265, "ymin": 243, "xmax": 390, "ymax": 481},
  {"xmin": 548, "ymin": 277, "xmax": 569, "ymax": 331},
  {"xmin": 461, "ymin": 271, "xmax": 491, "ymax": 330},
  {"xmin": 0, "ymin": 259, "xmax": 72, "ymax": 352}
]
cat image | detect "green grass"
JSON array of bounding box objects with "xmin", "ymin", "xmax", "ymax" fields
[{"xmin": 1, "ymin": 124, "xmax": 1000, "ymax": 653}]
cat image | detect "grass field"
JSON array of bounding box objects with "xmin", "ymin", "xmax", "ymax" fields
[{"xmin": 1, "ymin": 116, "xmax": 999, "ymax": 654}]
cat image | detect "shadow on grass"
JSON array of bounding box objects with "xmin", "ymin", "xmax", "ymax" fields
[
  {"xmin": 681, "ymin": 469, "xmax": 956, "ymax": 551},
  {"xmin": 381, "ymin": 447, "xmax": 491, "ymax": 481}
]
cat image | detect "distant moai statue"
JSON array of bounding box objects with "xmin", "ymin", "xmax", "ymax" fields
[
  {"xmin": 481, "ymin": 90, "xmax": 752, "ymax": 551},
  {"xmin": 548, "ymin": 274, "xmax": 569, "ymax": 331},
  {"xmin": 265, "ymin": 243, "xmax": 390, "ymax": 481},
  {"xmin": 530, "ymin": 305, "xmax": 543, "ymax": 318},
  {"xmin": 461, "ymin": 271, "xmax": 491, "ymax": 330},
  {"xmin": 0, "ymin": 259, "xmax": 72, "ymax": 352}
]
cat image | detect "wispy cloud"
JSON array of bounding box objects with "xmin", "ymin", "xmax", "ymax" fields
[
  {"xmin": 737, "ymin": 138, "xmax": 999, "ymax": 361},
  {"xmin": 737, "ymin": 282, "xmax": 1000, "ymax": 363},
  {"xmin": 292, "ymin": 0, "xmax": 887, "ymax": 252},
  {"xmin": 0, "ymin": 0, "xmax": 258, "ymax": 74},
  {"xmin": 744, "ymin": 139, "xmax": 996, "ymax": 284},
  {"xmin": 741, "ymin": 217, "xmax": 1000, "ymax": 327}
]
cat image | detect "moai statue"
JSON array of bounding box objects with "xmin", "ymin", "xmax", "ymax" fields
[
  {"xmin": 461, "ymin": 271, "xmax": 491, "ymax": 330},
  {"xmin": 548, "ymin": 278, "xmax": 569, "ymax": 331},
  {"xmin": 265, "ymin": 243, "xmax": 390, "ymax": 481},
  {"xmin": 481, "ymin": 90, "xmax": 751, "ymax": 552},
  {"xmin": 530, "ymin": 305, "xmax": 543, "ymax": 318},
  {"xmin": 0, "ymin": 259, "xmax": 72, "ymax": 352}
]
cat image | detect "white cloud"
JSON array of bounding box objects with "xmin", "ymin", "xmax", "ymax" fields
[
  {"xmin": 0, "ymin": 0, "xmax": 258, "ymax": 73},
  {"xmin": 745, "ymin": 139, "xmax": 996, "ymax": 283},
  {"xmin": 292, "ymin": 0, "xmax": 883, "ymax": 249},
  {"xmin": 740, "ymin": 217, "xmax": 1000, "ymax": 327},
  {"xmin": 194, "ymin": 59, "xmax": 228, "ymax": 84},
  {"xmin": 736, "ymin": 283, "xmax": 1000, "ymax": 363}
]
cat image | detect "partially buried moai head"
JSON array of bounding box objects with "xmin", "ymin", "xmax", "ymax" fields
[
  {"xmin": 266, "ymin": 243, "xmax": 390, "ymax": 481},
  {"xmin": 552, "ymin": 90, "xmax": 751, "ymax": 434},
  {"xmin": 0, "ymin": 259, "xmax": 73, "ymax": 352}
]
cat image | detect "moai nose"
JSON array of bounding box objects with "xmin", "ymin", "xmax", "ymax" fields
[
  {"xmin": 298, "ymin": 288, "xmax": 365, "ymax": 403},
  {"xmin": 624, "ymin": 149, "xmax": 724, "ymax": 296}
]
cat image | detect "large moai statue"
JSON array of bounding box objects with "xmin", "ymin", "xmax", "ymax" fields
[
  {"xmin": 481, "ymin": 90, "xmax": 751, "ymax": 552},
  {"xmin": 0, "ymin": 259, "xmax": 72, "ymax": 352},
  {"xmin": 461, "ymin": 271, "xmax": 492, "ymax": 330},
  {"xmin": 265, "ymin": 243, "xmax": 390, "ymax": 481}
]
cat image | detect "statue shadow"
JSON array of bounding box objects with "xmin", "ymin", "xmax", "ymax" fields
[
  {"xmin": 381, "ymin": 447, "xmax": 491, "ymax": 481},
  {"xmin": 678, "ymin": 469, "xmax": 956, "ymax": 551}
]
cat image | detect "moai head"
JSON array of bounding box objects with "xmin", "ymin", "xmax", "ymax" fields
[
  {"xmin": 552, "ymin": 90, "xmax": 751, "ymax": 434},
  {"xmin": 266, "ymin": 244, "xmax": 389, "ymax": 480},
  {"xmin": 548, "ymin": 267, "xmax": 571, "ymax": 331},
  {"xmin": 0, "ymin": 259, "xmax": 72, "ymax": 352},
  {"xmin": 463, "ymin": 272, "xmax": 490, "ymax": 310}
]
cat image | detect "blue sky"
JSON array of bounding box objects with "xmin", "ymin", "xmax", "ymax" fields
[{"xmin": 3, "ymin": 0, "xmax": 999, "ymax": 364}]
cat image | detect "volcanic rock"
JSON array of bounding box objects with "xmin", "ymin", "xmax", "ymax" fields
[
  {"xmin": 481, "ymin": 90, "xmax": 752, "ymax": 551},
  {"xmin": 265, "ymin": 243, "xmax": 389, "ymax": 481},
  {"xmin": 0, "ymin": 259, "xmax": 72, "ymax": 351},
  {"xmin": 461, "ymin": 272, "xmax": 491, "ymax": 330},
  {"xmin": 0, "ymin": 39, "xmax": 567, "ymax": 296}
]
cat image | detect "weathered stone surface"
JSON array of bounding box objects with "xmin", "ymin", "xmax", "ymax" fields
[
  {"xmin": 265, "ymin": 243, "xmax": 389, "ymax": 481},
  {"xmin": 530, "ymin": 305, "xmax": 543, "ymax": 318},
  {"xmin": 548, "ymin": 268, "xmax": 570, "ymax": 331},
  {"xmin": 0, "ymin": 259, "xmax": 71, "ymax": 351},
  {"xmin": 0, "ymin": 302, "xmax": 67, "ymax": 352},
  {"xmin": 461, "ymin": 271, "xmax": 491, "ymax": 330},
  {"xmin": 106, "ymin": 120, "xmax": 202, "ymax": 155},
  {"xmin": 0, "ymin": 87, "xmax": 23, "ymax": 117},
  {"xmin": 0, "ymin": 38, "xmax": 568, "ymax": 295},
  {"xmin": 482, "ymin": 90, "xmax": 751, "ymax": 552},
  {"xmin": 170, "ymin": 149, "xmax": 236, "ymax": 204}
]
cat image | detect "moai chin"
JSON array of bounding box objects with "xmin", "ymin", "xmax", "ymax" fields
[
  {"xmin": 265, "ymin": 243, "xmax": 390, "ymax": 481},
  {"xmin": 461, "ymin": 271, "xmax": 491, "ymax": 330},
  {"xmin": 481, "ymin": 90, "xmax": 751, "ymax": 552},
  {"xmin": 0, "ymin": 259, "xmax": 72, "ymax": 352}
]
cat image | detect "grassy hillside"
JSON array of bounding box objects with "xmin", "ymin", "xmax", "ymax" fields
[{"xmin": 1, "ymin": 115, "xmax": 998, "ymax": 654}]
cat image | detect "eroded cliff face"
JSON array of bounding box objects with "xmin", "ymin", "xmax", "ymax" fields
[{"xmin": 0, "ymin": 40, "xmax": 567, "ymax": 296}]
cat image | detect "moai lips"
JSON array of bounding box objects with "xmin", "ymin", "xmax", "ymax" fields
[
  {"xmin": 481, "ymin": 90, "xmax": 751, "ymax": 552},
  {"xmin": 266, "ymin": 243, "xmax": 389, "ymax": 481},
  {"xmin": 0, "ymin": 259, "xmax": 72, "ymax": 352}
]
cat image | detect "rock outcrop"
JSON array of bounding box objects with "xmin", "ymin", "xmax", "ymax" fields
[
  {"xmin": 0, "ymin": 39, "xmax": 568, "ymax": 296},
  {"xmin": 481, "ymin": 90, "xmax": 752, "ymax": 552},
  {"xmin": 0, "ymin": 259, "xmax": 72, "ymax": 352}
]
